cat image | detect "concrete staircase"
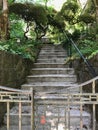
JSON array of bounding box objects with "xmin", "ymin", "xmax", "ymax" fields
[
  {"xmin": 22, "ymin": 44, "xmax": 77, "ymax": 93},
  {"xmin": 1, "ymin": 43, "xmax": 91, "ymax": 130}
]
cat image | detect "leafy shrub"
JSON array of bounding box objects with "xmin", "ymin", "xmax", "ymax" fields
[
  {"xmin": 0, "ymin": 39, "xmax": 42, "ymax": 61},
  {"xmin": 71, "ymin": 29, "xmax": 81, "ymax": 41},
  {"xmin": 78, "ymin": 13, "xmax": 95, "ymax": 24},
  {"xmin": 76, "ymin": 39, "xmax": 98, "ymax": 57}
]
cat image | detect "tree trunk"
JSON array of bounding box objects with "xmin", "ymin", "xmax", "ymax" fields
[
  {"xmin": 93, "ymin": 0, "xmax": 98, "ymax": 23},
  {"xmin": 93, "ymin": 0, "xmax": 98, "ymax": 40},
  {"xmin": 0, "ymin": 0, "xmax": 3, "ymax": 10},
  {"xmin": 0, "ymin": 0, "xmax": 9, "ymax": 40},
  {"xmin": 96, "ymin": 6, "xmax": 98, "ymax": 23}
]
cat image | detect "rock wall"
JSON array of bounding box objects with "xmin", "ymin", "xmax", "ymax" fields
[
  {"xmin": 0, "ymin": 50, "xmax": 34, "ymax": 125},
  {"xmin": 72, "ymin": 54, "xmax": 98, "ymax": 83},
  {"xmin": 72, "ymin": 54, "xmax": 98, "ymax": 122}
]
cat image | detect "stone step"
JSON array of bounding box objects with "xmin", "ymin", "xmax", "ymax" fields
[
  {"xmin": 4, "ymin": 106, "xmax": 90, "ymax": 119},
  {"xmin": 27, "ymin": 74, "xmax": 77, "ymax": 83},
  {"xmin": 38, "ymin": 109, "xmax": 90, "ymax": 130},
  {"xmin": 41, "ymin": 46, "xmax": 64, "ymax": 49},
  {"xmin": 42, "ymin": 45, "xmax": 64, "ymax": 47},
  {"xmin": 36, "ymin": 58, "xmax": 65, "ymax": 63},
  {"xmin": 40, "ymin": 45, "xmax": 64, "ymax": 48},
  {"xmin": 40, "ymin": 50, "xmax": 66, "ymax": 53},
  {"xmin": 21, "ymin": 82, "xmax": 78, "ymax": 92},
  {"xmin": 0, "ymin": 105, "xmax": 91, "ymax": 130},
  {"xmin": 40, "ymin": 46, "xmax": 65, "ymax": 49},
  {"xmin": 33, "ymin": 63, "xmax": 69, "ymax": 68},
  {"xmin": 0, "ymin": 43, "xmax": 91, "ymax": 130},
  {"xmin": 41, "ymin": 44, "xmax": 64, "ymax": 47},
  {"xmin": 1, "ymin": 125, "xmax": 31, "ymax": 130},
  {"xmin": 40, "ymin": 47, "xmax": 65, "ymax": 49},
  {"xmin": 21, "ymin": 82, "xmax": 77, "ymax": 90},
  {"xmin": 38, "ymin": 55, "xmax": 66, "ymax": 59},
  {"xmin": 40, "ymin": 50, "xmax": 65, "ymax": 53},
  {"xmin": 31, "ymin": 68, "xmax": 74, "ymax": 75},
  {"xmin": 39, "ymin": 51, "xmax": 66, "ymax": 55},
  {"xmin": 3, "ymin": 106, "xmax": 31, "ymax": 125}
]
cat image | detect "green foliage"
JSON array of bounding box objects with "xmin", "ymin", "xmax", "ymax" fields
[
  {"xmin": 60, "ymin": 0, "xmax": 80, "ymax": 24},
  {"xmin": 76, "ymin": 39, "xmax": 98, "ymax": 57},
  {"xmin": 89, "ymin": 50, "xmax": 98, "ymax": 59},
  {"xmin": 29, "ymin": 4, "xmax": 48, "ymax": 25},
  {"xmin": 54, "ymin": 12, "xmax": 65, "ymax": 29},
  {"xmin": 78, "ymin": 13, "xmax": 95, "ymax": 24},
  {"xmin": 63, "ymin": 30, "xmax": 98, "ymax": 59},
  {"xmin": 71, "ymin": 29, "xmax": 81, "ymax": 41},
  {"xmin": 9, "ymin": 14, "xmax": 25, "ymax": 39},
  {"xmin": 9, "ymin": 3, "xmax": 48, "ymax": 25},
  {"xmin": 47, "ymin": 10, "xmax": 65, "ymax": 32},
  {"xmin": 8, "ymin": 0, "xmax": 15, "ymax": 4},
  {"xmin": 61, "ymin": 1, "xmax": 79, "ymax": 14},
  {"xmin": 9, "ymin": 3, "xmax": 28, "ymax": 17},
  {"xmin": 84, "ymin": 0, "xmax": 95, "ymax": 14},
  {"xmin": 79, "ymin": 40, "xmax": 95, "ymax": 56},
  {"xmin": 0, "ymin": 39, "xmax": 42, "ymax": 61},
  {"xmin": 9, "ymin": 2, "xmax": 48, "ymax": 39}
]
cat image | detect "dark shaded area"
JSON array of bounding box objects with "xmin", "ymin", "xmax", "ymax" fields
[
  {"xmin": 72, "ymin": 54, "xmax": 98, "ymax": 124},
  {"xmin": 0, "ymin": 50, "xmax": 34, "ymax": 125}
]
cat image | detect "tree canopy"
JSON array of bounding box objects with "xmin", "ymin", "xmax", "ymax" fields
[
  {"xmin": 0, "ymin": 0, "xmax": 97, "ymax": 40},
  {"xmin": 0, "ymin": 0, "xmax": 98, "ymax": 60}
]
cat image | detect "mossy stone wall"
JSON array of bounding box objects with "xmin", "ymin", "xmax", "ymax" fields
[
  {"xmin": 0, "ymin": 50, "xmax": 33, "ymax": 125},
  {"xmin": 72, "ymin": 54, "xmax": 98, "ymax": 122}
]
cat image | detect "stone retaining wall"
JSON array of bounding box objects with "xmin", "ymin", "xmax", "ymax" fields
[
  {"xmin": 72, "ymin": 54, "xmax": 98, "ymax": 82},
  {"xmin": 0, "ymin": 50, "xmax": 34, "ymax": 125},
  {"xmin": 72, "ymin": 54, "xmax": 98, "ymax": 122}
]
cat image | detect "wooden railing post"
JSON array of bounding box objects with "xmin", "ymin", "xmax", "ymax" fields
[
  {"xmin": 7, "ymin": 102, "xmax": 10, "ymax": 130},
  {"xmin": 19, "ymin": 102, "xmax": 22, "ymax": 130},
  {"xmin": 31, "ymin": 88, "xmax": 35, "ymax": 130},
  {"xmin": 92, "ymin": 80, "xmax": 96, "ymax": 130}
]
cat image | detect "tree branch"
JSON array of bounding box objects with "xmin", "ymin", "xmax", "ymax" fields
[{"xmin": 24, "ymin": 22, "xmax": 30, "ymax": 39}]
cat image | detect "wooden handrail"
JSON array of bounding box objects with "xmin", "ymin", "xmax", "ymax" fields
[
  {"xmin": 67, "ymin": 76, "xmax": 98, "ymax": 90},
  {"xmin": 0, "ymin": 85, "xmax": 31, "ymax": 93}
]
